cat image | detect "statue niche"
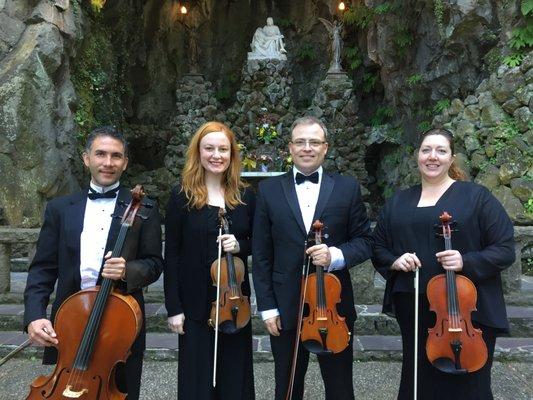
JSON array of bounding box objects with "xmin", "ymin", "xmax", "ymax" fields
[{"xmin": 247, "ymin": 17, "xmax": 287, "ymax": 61}]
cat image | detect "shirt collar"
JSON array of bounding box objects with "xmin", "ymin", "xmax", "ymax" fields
[
  {"xmin": 292, "ymin": 166, "xmax": 322, "ymax": 184},
  {"xmin": 89, "ymin": 181, "xmax": 120, "ymax": 194}
]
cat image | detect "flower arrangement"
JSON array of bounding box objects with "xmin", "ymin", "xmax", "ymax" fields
[
  {"xmin": 256, "ymin": 109, "xmax": 279, "ymax": 144},
  {"xmin": 238, "ymin": 110, "xmax": 293, "ymax": 172},
  {"xmin": 240, "ymin": 148, "xmax": 292, "ymax": 172}
]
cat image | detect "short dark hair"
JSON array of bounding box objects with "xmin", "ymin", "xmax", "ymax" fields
[
  {"xmin": 290, "ymin": 116, "xmax": 328, "ymax": 140},
  {"xmin": 85, "ymin": 126, "xmax": 128, "ymax": 156}
]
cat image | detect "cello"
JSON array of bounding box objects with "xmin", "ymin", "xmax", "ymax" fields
[
  {"xmin": 426, "ymin": 211, "xmax": 488, "ymax": 374},
  {"xmin": 300, "ymin": 220, "xmax": 350, "ymax": 355},
  {"xmin": 26, "ymin": 185, "xmax": 145, "ymax": 399}
]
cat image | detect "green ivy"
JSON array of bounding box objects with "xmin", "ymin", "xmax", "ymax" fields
[
  {"xmin": 343, "ymin": 4, "xmax": 375, "ymax": 29},
  {"xmin": 345, "ymin": 46, "xmax": 363, "ymax": 70},
  {"xmin": 418, "ymin": 121, "xmax": 432, "ymax": 132},
  {"xmin": 503, "ymin": 53, "xmax": 524, "ymax": 68},
  {"xmin": 433, "ymin": 0, "xmax": 446, "ymax": 37},
  {"xmin": 362, "ymin": 73, "xmax": 378, "ymax": 93},
  {"xmin": 296, "ymin": 42, "xmax": 316, "ymax": 62},
  {"xmin": 433, "ymin": 99, "xmax": 451, "ymax": 114},
  {"xmin": 506, "ymin": 0, "xmax": 533, "ymax": 66},
  {"xmin": 406, "ymin": 74, "xmax": 422, "ymax": 86},
  {"xmin": 393, "ymin": 25, "xmax": 413, "ymax": 58},
  {"xmin": 370, "ymin": 106, "xmax": 394, "ymax": 126},
  {"xmin": 525, "ymin": 198, "xmax": 533, "ymax": 215},
  {"xmin": 71, "ymin": 3, "xmax": 130, "ymax": 148}
]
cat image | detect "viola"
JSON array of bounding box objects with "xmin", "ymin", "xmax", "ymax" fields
[
  {"xmin": 300, "ymin": 220, "xmax": 350, "ymax": 355},
  {"xmin": 26, "ymin": 185, "xmax": 145, "ymax": 399},
  {"xmin": 208, "ymin": 208, "xmax": 250, "ymax": 334},
  {"xmin": 426, "ymin": 211, "xmax": 488, "ymax": 374}
]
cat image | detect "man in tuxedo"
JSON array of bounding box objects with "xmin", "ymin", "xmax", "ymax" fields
[
  {"xmin": 23, "ymin": 126, "xmax": 163, "ymax": 399},
  {"xmin": 252, "ymin": 116, "xmax": 373, "ymax": 400}
]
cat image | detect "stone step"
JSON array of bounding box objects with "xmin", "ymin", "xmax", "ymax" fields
[
  {"xmin": 0, "ymin": 331, "xmax": 531, "ymax": 363},
  {"xmin": 2, "ymin": 302, "xmax": 532, "ymax": 337}
]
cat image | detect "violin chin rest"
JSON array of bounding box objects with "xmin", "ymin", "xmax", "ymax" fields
[
  {"xmin": 432, "ymin": 358, "xmax": 468, "ymax": 375},
  {"xmin": 301, "ymin": 340, "xmax": 333, "ymax": 356}
]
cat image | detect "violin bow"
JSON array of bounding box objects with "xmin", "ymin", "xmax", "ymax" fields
[
  {"xmin": 0, "ymin": 338, "xmax": 31, "ymax": 367},
  {"xmin": 413, "ymin": 257, "xmax": 419, "ymax": 400},
  {"xmin": 285, "ymin": 241, "xmax": 310, "ymax": 400},
  {"xmin": 212, "ymin": 212, "xmax": 224, "ymax": 388}
]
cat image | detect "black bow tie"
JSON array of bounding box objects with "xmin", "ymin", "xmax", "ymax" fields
[
  {"xmin": 295, "ymin": 172, "xmax": 319, "ymax": 185},
  {"xmin": 88, "ymin": 187, "xmax": 119, "ymax": 200}
]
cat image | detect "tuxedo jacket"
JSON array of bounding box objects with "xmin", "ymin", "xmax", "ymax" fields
[
  {"xmin": 164, "ymin": 187, "xmax": 255, "ymax": 321},
  {"xmin": 252, "ymin": 171, "xmax": 373, "ymax": 330},
  {"xmin": 23, "ymin": 187, "xmax": 164, "ymax": 364}
]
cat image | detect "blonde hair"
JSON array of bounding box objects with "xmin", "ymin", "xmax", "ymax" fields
[{"xmin": 181, "ymin": 121, "xmax": 246, "ymax": 209}]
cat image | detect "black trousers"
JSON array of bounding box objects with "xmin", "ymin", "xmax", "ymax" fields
[
  {"xmin": 115, "ymin": 351, "xmax": 144, "ymax": 400},
  {"xmin": 393, "ymin": 292, "xmax": 497, "ymax": 400},
  {"xmin": 270, "ymin": 320, "xmax": 355, "ymax": 400},
  {"xmin": 177, "ymin": 318, "xmax": 255, "ymax": 400}
]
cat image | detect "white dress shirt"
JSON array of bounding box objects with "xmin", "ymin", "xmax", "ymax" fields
[
  {"xmin": 79, "ymin": 182, "xmax": 119, "ymax": 289},
  {"xmin": 260, "ymin": 167, "xmax": 346, "ymax": 322}
]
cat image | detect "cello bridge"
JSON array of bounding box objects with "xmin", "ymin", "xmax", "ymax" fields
[
  {"xmin": 63, "ymin": 385, "xmax": 89, "ymax": 398},
  {"xmin": 317, "ymin": 317, "xmax": 327, "ymax": 321},
  {"xmin": 448, "ymin": 328, "xmax": 462, "ymax": 332}
]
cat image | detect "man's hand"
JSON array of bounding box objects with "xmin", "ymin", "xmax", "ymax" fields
[
  {"xmin": 28, "ymin": 319, "xmax": 58, "ymax": 347},
  {"xmin": 101, "ymin": 251, "xmax": 127, "ymax": 281},
  {"xmin": 264, "ymin": 316, "xmax": 282, "ymax": 336},
  {"xmin": 168, "ymin": 313, "xmax": 185, "ymax": 335},
  {"xmin": 306, "ymin": 244, "xmax": 331, "ymax": 268}
]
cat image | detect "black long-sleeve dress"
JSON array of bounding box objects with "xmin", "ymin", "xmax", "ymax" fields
[
  {"xmin": 164, "ymin": 187, "xmax": 256, "ymax": 400},
  {"xmin": 372, "ymin": 181, "xmax": 515, "ymax": 400}
]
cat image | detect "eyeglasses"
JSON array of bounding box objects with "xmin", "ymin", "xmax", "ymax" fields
[{"xmin": 290, "ymin": 139, "xmax": 327, "ymax": 149}]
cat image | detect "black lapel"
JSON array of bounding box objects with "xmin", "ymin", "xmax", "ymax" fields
[
  {"xmin": 67, "ymin": 191, "xmax": 88, "ymax": 289},
  {"xmin": 313, "ymin": 172, "xmax": 335, "ymax": 222},
  {"xmin": 281, "ymin": 172, "xmax": 307, "ymax": 236}
]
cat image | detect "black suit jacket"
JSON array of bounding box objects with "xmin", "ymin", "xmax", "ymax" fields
[
  {"xmin": 252, "ymin": 171, "xmax": 373, "ymax": 330},
  {"xmin": 23, "ymin": 187, "xmax": 163, "ymax": 364},
  {"xmin": 164, "ymin": 187, "xmax": 255, "ymax": 321}
]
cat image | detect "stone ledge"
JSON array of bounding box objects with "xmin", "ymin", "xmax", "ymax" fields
[{"xmin": 1, "ymin": 332, "xmax": 530, "ymax": 363}]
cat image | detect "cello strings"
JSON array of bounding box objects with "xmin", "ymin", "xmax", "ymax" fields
[{"xmin": 68, "ymin": 226, "xmax": 128, "ymax": 392}]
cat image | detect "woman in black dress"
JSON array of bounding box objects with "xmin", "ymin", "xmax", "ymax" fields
[
  {"xmin": 164, "ymin": 121, "xmax": 255, "ymax": 399},
  {"xmin": 372, "ymin": 128, "xmax": 515, "ymax": 399}
]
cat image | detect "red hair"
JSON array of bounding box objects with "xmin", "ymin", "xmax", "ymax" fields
[{"xmin": 181, "ymin": 121, "xmax": 246, "ymax": 209}]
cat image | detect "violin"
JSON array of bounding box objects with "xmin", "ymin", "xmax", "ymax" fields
[
  {"xmin": 300, "ymin": 220, "xmax": 350, "ymax": 355},
  {"xmin": 208, "ymin": 208, "xmax": 250, "ymax": 334},
  {"xmin": 26, "ymin": 185, "xmax": 145, "ymax": 399},
  {"xmin": 426, "ymin": 211, "xmax": 488, "ymax": 374}
]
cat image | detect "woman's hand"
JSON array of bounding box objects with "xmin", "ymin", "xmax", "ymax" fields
[
  {"xmin": 168, "ymin": 313, "xmax": 185, "ymax": 335},
  {"xmin": 436, "ymin": 250, "xmax": 463, "ymax": 272},
  {"xmin": 218, "ymin": 234, "xmax": 240, "ymax": 254},
  {"xmin": 391, "ymin": 252, "xmax": 421, "ymax": 272}
]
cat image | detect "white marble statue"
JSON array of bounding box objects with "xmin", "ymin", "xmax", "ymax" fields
[{"xmin": 247, "ymin": 17, "xmax": 287, "ymax": 61}]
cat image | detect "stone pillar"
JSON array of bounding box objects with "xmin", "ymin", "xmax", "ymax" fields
[{"xmin": 0, "ymin": 243, "xmax": 11, "ymax": 293}]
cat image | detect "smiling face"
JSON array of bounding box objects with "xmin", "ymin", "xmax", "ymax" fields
[
  {"xmin": 83, "ymin": 135, "xmax": 128, "ymax": 187},
  {"xmin": 289, "ymin": 123, "xmax": 328, "ymax": 175},
  {"xmin": 417, "ymin": 134, "xmax": 454, "ymax": 183},
  {"xmin": 199, "ymin": 131, "xmax": 231, "ymax": 177}
]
